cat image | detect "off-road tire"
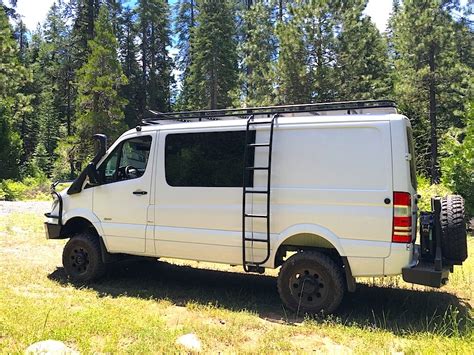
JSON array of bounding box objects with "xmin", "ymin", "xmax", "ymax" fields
[
  {"xmin": 440, "ymin": 195, "xmax": 468, "ymax": 263},
  {"xmin": 277, "ymin": 251, "xmax": 345, "ymax": 314},
  {"xmin": 62, "ymin": 233, "xmax": 106, "ymax": 283}
]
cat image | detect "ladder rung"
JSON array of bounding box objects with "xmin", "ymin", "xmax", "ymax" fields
[
  {"xmin": 244, "ymin": 189, "xmax": 269, "ymax": 194},
  {"xmin": 244, "ymin": 213, "xmax": 268, "ymax": 218},
  {"xmin": 246, "ymin": 166, "xmax": 269, "ymax": 170},
  {"xmin": 248, "ymin": 143, "xmax": 270, "ymax": 147},
  {"xmin": 248, "ymin": 121, "xmax": 273, "ymax": 125},
  {"xmin": 244, "ymin": 238, "xmax": 268, "ymax": 242}
]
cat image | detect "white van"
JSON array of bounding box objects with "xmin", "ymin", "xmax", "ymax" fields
[{"xmin": 44, "ymin": 100, "xmax": 468, "ymax": 313}]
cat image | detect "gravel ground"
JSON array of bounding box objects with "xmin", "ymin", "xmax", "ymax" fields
[{"xmin": 0, "ymin": 201, "xmax": 52, "ymax": 217}]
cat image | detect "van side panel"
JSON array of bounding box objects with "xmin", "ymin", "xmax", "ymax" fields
[
  {"xmin": 267, "ymin": 121, "xmax": 394, "ymax": 275},
  {"xmin": 266, "ymin": 122, "xmax": 393, "ymax": 249},
  {"xmin": 153, "ymin": 121, "xmax": 394, "ymax": 274}
]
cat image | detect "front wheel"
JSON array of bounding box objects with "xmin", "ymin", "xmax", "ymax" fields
[
  {"xmin": 277, "ymin": 251, "xmax": 345, "ymax": 314},
  {"xmin": 62, "ymin": 233, "xmax": 106, "ymax": 282}
]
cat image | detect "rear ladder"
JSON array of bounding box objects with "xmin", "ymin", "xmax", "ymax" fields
[{"xmin": 242, "ymin": 113, "xmax": 278, "ymax": 273}]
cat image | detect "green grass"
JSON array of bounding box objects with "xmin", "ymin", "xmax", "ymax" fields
[{"xmin": 0, "ymin": 212, "xmax": 472, "ymax": 353}]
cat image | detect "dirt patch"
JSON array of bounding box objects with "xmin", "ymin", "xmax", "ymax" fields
[
  {"xmin": 0, "ymin": 201, "xmax": 51, "ymax": 217},
  {"xmin": 163, "ymin": 306, "xmax": 189, "ymax": 330},
  {"xmin": 290, "ymin": 334, "xmax": 353, "ymax": 354},
  {"xmin": 12, "ymin": 285, "xmax": 59, "ymax": 299}
]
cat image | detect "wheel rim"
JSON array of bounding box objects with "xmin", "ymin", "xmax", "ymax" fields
[
  {"xmin": 69, "ymin": 247, "xmax": 90, "ymax": 275},
  {"xmin": 289, "ymin": 267, "xmax": 329, "ymax": 309}
]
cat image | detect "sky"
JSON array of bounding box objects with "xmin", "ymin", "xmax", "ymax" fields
[{"xmin": 15, "ymin": 0, "xmax": 395, "ymax": 32}]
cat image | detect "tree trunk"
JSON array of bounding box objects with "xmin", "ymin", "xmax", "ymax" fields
[
  {"xmin": 279, "ymin": 0, "xmax": 283, "ymax": 21},
  {"xmin": 141, "ymin": 19, "xmax": 147, "ymax": 118},
  {"xmin": 87, "ymin": 0, "xmax": 95, "ymax": 39},
  {"xmin": 66, "ymin": 78, "xmax": 72, "ymax": 136},
  {"xmin": 210, "ymin": 56, "xmax": 217, "ymax": 109},
  {"xmin": 429, "ymin": 42, "xmax": 439, "ymax": 183}
]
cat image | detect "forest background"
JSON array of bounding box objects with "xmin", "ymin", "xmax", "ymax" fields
[{"xmin": 0, "ymin": 0, "xmax": 472, "ymax": 214}]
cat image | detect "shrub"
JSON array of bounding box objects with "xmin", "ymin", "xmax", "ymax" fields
[
  {"xmin": 441, "ymin": 102, "xmax": 474, "ymax": 217},
  {"xmin": 0, "ymin": 177, "xmax": 51, "ymax": 201},
  {"xmin": 417, "ymin": 175, "xmax": 452, "ymax": 212}
]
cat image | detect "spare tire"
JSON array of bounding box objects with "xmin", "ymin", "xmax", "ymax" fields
[{"xmin": 440, "ymin": 195, "xmax": 468, "ymax": 263}]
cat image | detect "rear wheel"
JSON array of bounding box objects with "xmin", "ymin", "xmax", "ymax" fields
[
  {"xmin": 440, "ymin": 195, "xmax": 468, "ymax": 263},
  {"xmin": 277, "ymin": 251, "xmax": 345, "ymax": 314},
  {"xmin": 62, "ymin": 233, "xmax": 106, "ymax": 282}
]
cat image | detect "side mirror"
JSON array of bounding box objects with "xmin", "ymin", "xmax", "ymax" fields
[
  {"xmin": 86, "ymin": 163, "xmax": 100, "ymax": 186},
  {"xmin": 125, "ymin": 166, "xmax": 138, "ymax": 179}
]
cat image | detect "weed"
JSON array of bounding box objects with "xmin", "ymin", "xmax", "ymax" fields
[{"xmin": 0, "ymin": 211, "xmax": 473, "ymax": 353}]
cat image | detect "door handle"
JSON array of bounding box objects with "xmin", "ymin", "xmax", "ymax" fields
[{"xmin": 133, "ymin": 190, "xmax": 148, "ymax": 195}]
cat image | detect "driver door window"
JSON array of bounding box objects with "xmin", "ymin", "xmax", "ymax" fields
[{"xmin": 98, "ymin": 136, "xmax": 152, "ymax": 184}]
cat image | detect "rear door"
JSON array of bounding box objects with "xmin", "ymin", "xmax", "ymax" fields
[{"xmin": 406, "ymin": 124, "xmax": 418, "ymax": 240}]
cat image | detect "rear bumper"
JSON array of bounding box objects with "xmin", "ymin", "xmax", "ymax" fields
[
  {"xmin": 44, "ymin": 222, "xmax": 61, "ymax": 239},
  {"xmin": 402, "ymin": 262, "xmax": 450, "ymax": 288}
]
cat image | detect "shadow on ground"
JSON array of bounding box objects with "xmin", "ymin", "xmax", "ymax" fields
[{"xmin": 48, "ymin": 259, "xmax": 472, "ymax": 337}]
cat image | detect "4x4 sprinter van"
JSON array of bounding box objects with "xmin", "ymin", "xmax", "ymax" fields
[{"xmin": 44, "ymin": 100, "xmax": 468, "ymax": 313}]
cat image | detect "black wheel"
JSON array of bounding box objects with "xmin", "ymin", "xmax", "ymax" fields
[
  {"xmin": 440, "ymin": 195, "xmax": 468, "ymax": 263},
  {"xmin": 62, "ymin": 233, "xmax": 106, "ymax": 282},
  {"xmin": 277, "ymin": 251, "xmax": 345, "ymax": 314}
]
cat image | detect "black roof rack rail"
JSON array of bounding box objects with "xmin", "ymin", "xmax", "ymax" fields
[{"xmin": 141, "ymin": 100, "xmax": 397, "ymax": 125}]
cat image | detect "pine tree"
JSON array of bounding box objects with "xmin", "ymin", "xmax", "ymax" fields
[
  {"xmin": 275, "ymin": 10, "xmax": 307, "ymax": 104},
  {"xmin": 35, "ymin": 89, "xmax": 60, "ymax": 176},
  {"xmin": 13, "ymin": 19, "xmax": 28, "ymax": 64},
  {"xmin": 335, "ymin": 0, "xmax": 391, "ymax": 100},
  {"xmin": 22, "ymin": 0, "xmax": 75, "ymax": 177},
  {"xmin": 119, "ymin": 7, "xmax": 141, "ymax": 127},
  {"xmin": 390, "ymin": 0, "xmax": 473, "ymax": 182},
  {"xmin": 441, "ymin": 102, "xmax": 474, "ymax": 215},
  {"xmin": 137, "ymin": 0, "xmax": 173, "ymax": 115},
  {"xmin": 275, "ymin": 1, "xmax": 337, "ymax": 104},
  {"xmin": 0, "ymin": 7, "xmax": 28, "ymax": 179},
  {"xmin": 75, "ymin": 5, "xmax": 127, "ymax": 158},
  {"xmin": 174, "ymin": 0, "xmax": 196, "ymax": 109},
  {"xmin": 185, "ymin": 0, "xmax": 238, "ymax": 109},
  {"xmin": 0, "ymin": 0, "xmax": 18, "ymax": 19},
  {"xmin": 42, "ymin": 0, "xmax": 73, "ymax": 131},
  {"xmin": 240, "ymin": 2, "xmax": 276, "ymax": 106},
  {"xmin": 70, "ymin": 0, "xmax": 101, "ymax": 71}
]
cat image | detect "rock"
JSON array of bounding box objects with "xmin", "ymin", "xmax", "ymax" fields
[
  {"xmin": 25, "ymin": 340, "xmax": 78, "ymax": 354},
  {"xmin": 176, "ymin": 333, "xmax": 201, "ymax": 352}
]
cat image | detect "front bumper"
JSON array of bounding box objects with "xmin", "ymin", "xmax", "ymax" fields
[{"xmin": 44, "ymin": 221, "xmax": 61, "ymax": 239}]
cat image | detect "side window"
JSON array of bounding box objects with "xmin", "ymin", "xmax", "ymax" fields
[
  {"xmin": 406, "ymin": 126, "xmax": 417, "ymax": 188},
  {"xmin": 101, "ymin": 148, "xmax": 120, "ymax": 184},
  {"xmin": 97, "ymin": 136, "xmax": 152, "ymax": 184},
  {"xmin": 165, "ymin": 131, "xmax": 255, "ymax": 187}
]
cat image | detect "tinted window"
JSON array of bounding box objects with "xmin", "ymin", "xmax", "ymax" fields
[
  {"xmin": 406, "ymin": 127, "xmax": 417, "ymax": 188},
  {"xmin": 165, "ymin": 131, "xmax": 255, "ymax": 187},
  {"xmin": 98, "ymin": 136, "xmax": 152, "ymax": 184}
]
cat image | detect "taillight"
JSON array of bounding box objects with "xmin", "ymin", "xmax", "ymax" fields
[{"xmin": 392, "ymin": 192, "xmax": 412, "ymax": 243}]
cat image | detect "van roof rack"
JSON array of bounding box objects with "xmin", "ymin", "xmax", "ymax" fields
[{"xmin": 141, "ymin": 99, "xmax": 397, "ymax": 125}]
